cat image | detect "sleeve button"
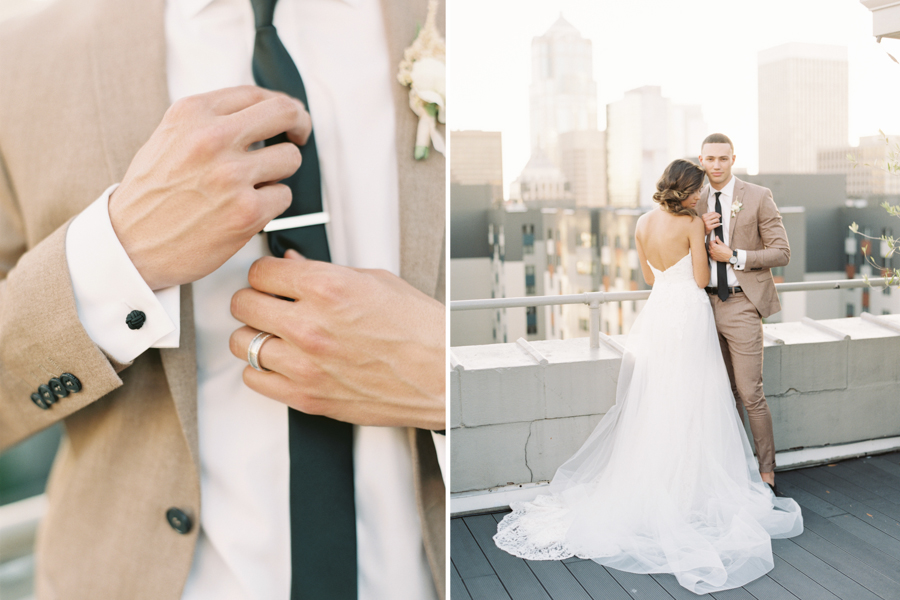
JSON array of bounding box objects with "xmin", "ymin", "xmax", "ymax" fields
[
  {"xmin": 60, "ymin": 373, "xmax": 82, "ymax": 393},
  {"xmin": 49, "ymin": 377, "xmax": 69, "ymax": 399},
  {"xmin": 126, "ymin": 310, "xmax": 146, "ymax": 330},
  {"xmin": 38, "ymin": 384, "xmax": 56, "ymax": 406},
  {"xmin": 31, "ymin": 393, "xmax": 49, "ymax": 410}
]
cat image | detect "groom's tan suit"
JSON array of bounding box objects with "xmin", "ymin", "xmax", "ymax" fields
[
  {"xmin": 697, "ymin": 177, "xmax": 789, "ymax": 473},
  {"xmin": 0, "ymin": 0, "xmax": 445, "ymax": 597}
]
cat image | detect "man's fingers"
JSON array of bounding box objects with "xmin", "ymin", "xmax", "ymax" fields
[
  {"xmin": 242, "ymin": 365, "xmax": 333, "ymax": 418},
  {"xmin": 234, "ymin": 95, "xmax": 311, "ymax": 148},
  {"xmin": 246, "ymin": 255, "xmax": 318, "ymax": 299},
  {"xmin": 231, "ymin": 287, "xmax": 295, "ymax": 337},
  {"xmin": 201, "ymin": 85, "xmax": 278, "ymax": 116},
  {"xmin": 252, "ymin": 183, "xmax": 294, "ymax": 228},
  {"xmin": 248, "ymin": 142, "xmax": 302, "ymax": 185},
  {"xmin": 230, "ymin": 325, "xmax": 290, "ymax": 373}
]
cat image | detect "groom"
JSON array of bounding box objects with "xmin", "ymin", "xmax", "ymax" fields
[{"xmin": 697, "ymin": 133, "xmax": 790, "ymax": 490}]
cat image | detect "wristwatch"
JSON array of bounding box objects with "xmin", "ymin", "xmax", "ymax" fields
[{"xmin": 729, "ymin": 250, "xmax": 738, "ymax": 265}]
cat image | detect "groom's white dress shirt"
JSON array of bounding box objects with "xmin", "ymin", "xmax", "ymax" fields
[
  {"xmin": 64, "ymin": 0, "xmax": 444, "ymax": 598},
  {"xmin": 707, "ymin": 176, "xmax": 746, "ymax": 288}
]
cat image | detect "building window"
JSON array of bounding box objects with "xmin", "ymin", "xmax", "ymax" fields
[
  {"xmin": 846, "ymin": 303, "xmax": 855, "ymax": 318},
  {"xmin": 526, "ymin": 307, "xmax": 537, "ymax": 335},
  {"xmin": 525, "ymin": 266, "xmax": 536, "ymax": 295},
  {"xmin": 579, "ymin": 318, "xmax": 589, "ymax": 331},
  {"xmin": 522, "ymin": 224, "xmax": 534, "ymax": 255}
]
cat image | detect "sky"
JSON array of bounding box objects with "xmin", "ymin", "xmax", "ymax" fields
[{"xmin": 448, "ymin": 0, "xmax": 900, "ymax": 196}]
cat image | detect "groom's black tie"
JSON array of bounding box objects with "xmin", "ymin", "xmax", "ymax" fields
[
  {"xmin": 250, "ymin": 1, "xmax": 357, "ymax": 598},
  {"xmin": 713, "ymin": 191, "xmax": 729, "ymax": 302}
]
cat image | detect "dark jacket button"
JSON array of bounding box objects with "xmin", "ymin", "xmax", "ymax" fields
[
  {"xmin": 31, "ymin": 393, "xmax": 49, "ymax": 410},
  {"xmin": 126, "ymin": 310, "xmax": 146, "ymax": 330},
  {"xmin": 166, "ymin": 508, "xmax": 192, "ymax": 534},
  {"xmin": 60, "ymin": 373, "xmax": 82, "ymax": 393},
  {"xmin": 49, "ymin": 377, "xmax": 69, "ymax": 399},
  {"xmin": 38, "ymin": 384, "xmax": 56, "ymax": 405}
]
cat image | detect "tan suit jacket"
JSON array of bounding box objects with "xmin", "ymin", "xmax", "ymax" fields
[
  {"xmin": 697, "ymin": 177, "xmax": 790, "ymax": 318},
  {"xmin": 0, "ymin": 0, "xmax": 446, "ymax": 597}
]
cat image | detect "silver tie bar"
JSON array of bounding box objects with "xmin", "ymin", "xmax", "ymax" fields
[{"xmin": 262, "ymin": 211, "xmax": 330, "ymax": 232}]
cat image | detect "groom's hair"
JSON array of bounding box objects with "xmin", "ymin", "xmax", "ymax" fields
[{"xmin": 701, "ymin": 133, "xmax": 733, "ymax": 151}]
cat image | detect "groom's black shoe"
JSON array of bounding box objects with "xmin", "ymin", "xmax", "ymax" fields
[{"xmin": 767, "ymin": 482, "xmax": 782, "ymax": 497}]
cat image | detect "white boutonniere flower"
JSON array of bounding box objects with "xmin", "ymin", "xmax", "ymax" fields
[
  {"xmin": 731, "ymin": 200, "xmax": 743, "ymax": 218},
  {"xmin": 397, "ymin": 0, "xmax": 445, "ymax": 160}
]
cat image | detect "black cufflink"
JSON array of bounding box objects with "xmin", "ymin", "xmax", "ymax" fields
[{"xmin": 126, "ymin": 310, "xmax": 146, "ymax": 330}]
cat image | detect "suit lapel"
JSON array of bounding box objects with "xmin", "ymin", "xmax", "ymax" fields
[
  {"xmin": 380, "ymin": 0, "xmax": 446, "ymax": 299},
  {"xmin": 380, "ymin": 2, "xmax": 446, "ymax": 596},
  {"xmin": 698, "ymin": 185, "xmax": 710, "ymax": 216},
  {"xmin": 90, "ymin": 0, "xmax": 200, "ymax": 468},
  {"xmin": 729, "ymin": 177, "xmax": 744, "ymax": 243}
]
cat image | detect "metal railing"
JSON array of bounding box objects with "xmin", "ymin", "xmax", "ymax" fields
[{"xmin": 450, "ymin": 277, "xmax": 893, "ymax": 350}]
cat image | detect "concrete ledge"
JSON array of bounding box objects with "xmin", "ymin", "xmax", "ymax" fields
[{"xmin": 451, "ymin": 315, "xmax": 900, "ymax": 494}]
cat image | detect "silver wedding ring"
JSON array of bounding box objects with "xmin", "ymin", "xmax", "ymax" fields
[{"xmin": 248, "ymin": 332, "xmax": 273, "ymax": 372}]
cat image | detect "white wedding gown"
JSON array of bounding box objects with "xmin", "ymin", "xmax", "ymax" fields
[{"xmin": 494, "ymin": 251, "xmax": 803, "ymax": 594}]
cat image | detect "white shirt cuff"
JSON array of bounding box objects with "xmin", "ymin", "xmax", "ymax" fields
[
  {"xmin": 65, "ymin": 184, "xmax": 181, "ymax": 364},
  {"xmin": 431, "ymin": 430, "xmax": 447, "ymax": 484},
  {"xmin": 734, "ymin": 249, "xmax": 747, "ymax": 271}
]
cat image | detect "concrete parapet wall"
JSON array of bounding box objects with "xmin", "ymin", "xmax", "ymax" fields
[{"xmin": 450, "ymin": 314, "xmax": 900, "ymax": 493}]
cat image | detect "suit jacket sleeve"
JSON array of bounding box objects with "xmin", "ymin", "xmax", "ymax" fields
[
  {"xmin": 0, "ymin": 156, "xmax": 125, "ymax": 451},
  {"xmin": 743, "ymin": 189, "xmax": 790, "ymax": 270}
]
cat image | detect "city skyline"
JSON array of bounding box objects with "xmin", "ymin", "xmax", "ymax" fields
[{"xmin": 448, "ymin": 0, "xmax": 900, "ymax": 197}]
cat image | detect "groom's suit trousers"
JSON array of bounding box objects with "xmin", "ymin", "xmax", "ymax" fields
[{"xmin": 709, "ymin": 292, "xmax": 775, "ymax": 473}]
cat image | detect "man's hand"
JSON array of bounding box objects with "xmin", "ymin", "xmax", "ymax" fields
[
  {"xmin": 701, "ymin": 211, "xmax": 721, "ymax": 234},
  {"xmin": 109, "ymin": 86, "xmax": 312, "ymax": 290},
  {"xmin": 229, "ymin": 251, "xmax": 445, "ymax": 430},
  {"xmin": 708, "ymin": 236, "xmax": 733, "ymax": 262}
]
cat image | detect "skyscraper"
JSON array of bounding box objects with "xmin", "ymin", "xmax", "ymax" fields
[
  {"xmin": 450, "ymin": 130, "xmax": 504, "ymax": 202},
  {"xmin": 758, "ymin": 43, "xmax": 848, "ymax": 173},
  {"xmin": 529, "ymin": 15, "xmax": 598, "ymax": 168},
  {"xmin": 559, "ymin": 129, "xmax": 607, "ymax": 207},
  {"xmin": 606, "ymin": 86, "xmax": 707, "ymax": 207}
]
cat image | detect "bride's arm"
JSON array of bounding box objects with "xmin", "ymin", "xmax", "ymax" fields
[
  {"xmin": 635, "ymin": 234, "xmax": 654, "ymax": 286},
  {"xmin": 689, "ymin": 217, "xmax": 710, "ymax": 288}
]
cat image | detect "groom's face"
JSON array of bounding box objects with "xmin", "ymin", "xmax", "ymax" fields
[{"xmin": 699, "ymin": 143, "xmax": 735, "ymax": 187}]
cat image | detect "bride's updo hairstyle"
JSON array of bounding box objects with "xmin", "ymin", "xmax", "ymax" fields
[{"xmin": 652, "ymin": 159, "xmax": 705, "ymax": 218}]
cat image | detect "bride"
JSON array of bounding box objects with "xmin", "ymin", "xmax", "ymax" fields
[{"xmin": 493, "ymin": 159, "xmax": 803, "ymax": 594}]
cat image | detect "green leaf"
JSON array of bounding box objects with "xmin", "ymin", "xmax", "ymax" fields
[{"xmin": 414, "ymin": 145, "xmax": 429, "ymax": 160}]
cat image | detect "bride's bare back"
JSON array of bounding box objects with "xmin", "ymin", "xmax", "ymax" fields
[{"xmin": 634, "ymin": 208, "xmax": 709, "ymax": 288}]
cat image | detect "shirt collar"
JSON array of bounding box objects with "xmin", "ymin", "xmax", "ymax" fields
[
  {"xmin": 711, "ymin": 175, "xmax": 735, "ymax": 202},
  {"xmin": 176, "ymin": 0, "xmax": 360, "ymax": 21}
]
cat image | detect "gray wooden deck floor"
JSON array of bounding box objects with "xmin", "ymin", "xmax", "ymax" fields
[{"xmin": 452, "ymin": 452, "xmax": 900, "ymax": 600}]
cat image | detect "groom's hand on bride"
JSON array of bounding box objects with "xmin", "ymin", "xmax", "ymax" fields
[
  {"xmin": 708, "ymin": 236, "xmax": 733, "ymax": 262},
  {"xmin": 228, "ymin": 251, "xmax": 446, "ymax": 431},
  {"xmin": 108, "ymin": 86, "xmax": 312, "ymax": 290}
]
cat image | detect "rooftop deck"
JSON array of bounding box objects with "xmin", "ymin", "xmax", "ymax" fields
[{"xmin": 452, "ymin": 452, "xmax": 900, "ymax": 600}]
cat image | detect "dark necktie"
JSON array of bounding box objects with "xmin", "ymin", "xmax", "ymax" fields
[
  {"xmin": 713, "ymin": 191, "xmax": 729, "ymax": 301},
  {"xmin": 250, "ymin": 2, "xmax": 357, "ymax": 598}
]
